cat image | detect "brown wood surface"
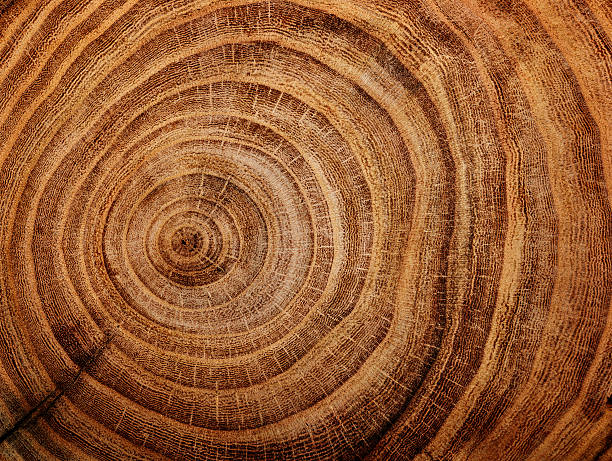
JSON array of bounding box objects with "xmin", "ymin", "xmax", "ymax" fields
[{"xmin": 0, "ymin": 0, "xmax": 611, "ymax": 459}]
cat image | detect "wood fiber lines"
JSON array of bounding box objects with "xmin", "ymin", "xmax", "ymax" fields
[{"xmin": 0, "ymin": 0, "xmax": 610, "ymax": 460}]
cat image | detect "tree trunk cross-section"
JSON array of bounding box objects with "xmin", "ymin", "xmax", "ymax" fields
[{"xmin": 0, "ymin": 0, "xmax": 610, "ymax": 460}]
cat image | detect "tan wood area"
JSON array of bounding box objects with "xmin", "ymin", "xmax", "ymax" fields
[{"xmin": 0, "ymin": 0, "xmax": 610, "ymax": 459}]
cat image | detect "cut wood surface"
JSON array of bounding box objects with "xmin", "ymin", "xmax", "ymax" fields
[{"xmin": 0, "ymin": 0, "xmax": 611, "ymax": 460}]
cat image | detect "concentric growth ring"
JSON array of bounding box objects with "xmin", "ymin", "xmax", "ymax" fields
[{"xmin": 0, "ymin": 0, "xmax": 610, "ymax": 460}]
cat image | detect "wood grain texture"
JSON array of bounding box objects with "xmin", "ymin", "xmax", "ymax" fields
[{"xmin": 0, "ymin": 0, "xmax": 610, "ymax": 459}]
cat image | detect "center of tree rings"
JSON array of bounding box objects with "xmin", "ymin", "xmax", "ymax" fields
[{"xmin": 171, "ymin": 226, "xmax": 205, "ymax": 257}]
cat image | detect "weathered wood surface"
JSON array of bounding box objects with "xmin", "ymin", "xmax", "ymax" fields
[{"xmin": 0, "ymin": 0, "xmax": 610, "ymax": 459}]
